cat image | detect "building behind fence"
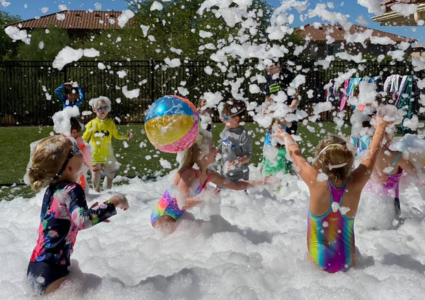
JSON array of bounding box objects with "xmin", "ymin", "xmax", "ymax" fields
[{"xmin": 0, "ymin": 60, "xmax": 421, "ymax": 126}]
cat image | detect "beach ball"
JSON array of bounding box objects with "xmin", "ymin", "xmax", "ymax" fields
[{"xmin": 145, "ymin": 95, "xmax": 200, "ymax": 153}]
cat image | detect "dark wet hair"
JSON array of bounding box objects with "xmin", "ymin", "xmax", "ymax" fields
[{"xmin": 70, "ymin": 117, "xmax": 81, "ymax": 133}]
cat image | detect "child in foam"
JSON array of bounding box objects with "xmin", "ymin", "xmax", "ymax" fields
[
  {"xmin": 70, "ymin": 117, "xmax": 92, "ymax": 195},
  {"xmin": 261, "ymin": 118, "xmax": 292, "ymax": 176},
  {"xmin": 151, "ymin": 130, "xmax": 270, "ymax": 235},
  {"xmin": 274, "ymin": 116, "xmax": 389, "ymax": 273},
  {"xmin": 82, "ymin": 97, "xmax": 133, "ymax": 192},
  {"xmin": 55, "ymin": 81, "xmax": 85, "ymax": 109},
  {"xmin": 364, "ymin": 131, "xmax": 416, "ymax": 218},
  {"xmin": 25, "ymin": 135, "xmax": 129, "ymax": 295},
  {"xmin": 197, "ymin": 96, "xmax": 213, "ymax": 132},
  {"xmin": 218, "ymin": 99, "xmax": 252, "ymax": 181}
]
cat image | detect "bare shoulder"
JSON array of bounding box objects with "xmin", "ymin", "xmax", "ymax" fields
[
  {"xmin": 345, "ymin": 172, "xmax": 367, "ymax": 193},
  {"xmin": 177, "ymin": 169, "xmax": 197, "ymax": 184}
]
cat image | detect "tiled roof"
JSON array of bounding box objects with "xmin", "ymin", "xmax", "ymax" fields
[
  {"xmin": 297, "ymin": 24, "xmax": 416, "ymax": 44},
  {"xmin": 6, "ymin": 10, "xmax": 126, "ymax": 30}
]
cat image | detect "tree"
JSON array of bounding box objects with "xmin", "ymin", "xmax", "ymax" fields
[
  {"xmin": 0, "ymin": 11, "xmax": 21, "ymax": 60},
  {"xmin": 81, "ymin": 0, "xmax": 276, "ymax": 61},
  {"xmin": 16, "ymin": 28, "xmax": 73, "ymax": 61}
]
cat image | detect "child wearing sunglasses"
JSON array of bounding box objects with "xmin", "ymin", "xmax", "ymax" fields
[
  {"xmin": 218, "ymin": 100, "xmax": 252, "ymax": 181},
  {"xmin": 82, "ymin": 97, "xmax": 133, "ymax": 192},
  {"xmin": 25, "ymin": 135, "xmax": 129, "ymax": 295}
]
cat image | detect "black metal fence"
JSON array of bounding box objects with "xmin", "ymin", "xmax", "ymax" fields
[{"xmin": 0, "ymin": 59, "xmax": 422, "ymax": 125}]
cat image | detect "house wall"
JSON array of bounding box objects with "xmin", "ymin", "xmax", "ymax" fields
[{"xmin": 301, "ymin": 42, "xmax": 412, "ymax": 60}]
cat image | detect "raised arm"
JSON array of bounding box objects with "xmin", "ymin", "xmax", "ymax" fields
[
  {"xmin": 54, "ymin": 83, "xmax": 67, "ymax": 101},
  {"xmin": 273, "ymin": 129, "xmax": 318, "ymax": 187},
  {"xmin": 77, "ymin": 87, "xmax": 85, "ymax": 104}
]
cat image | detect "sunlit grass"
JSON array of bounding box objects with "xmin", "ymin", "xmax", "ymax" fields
[{"xmin": 0, "ymin": 122, "xmax": 350, "ymax": 200}]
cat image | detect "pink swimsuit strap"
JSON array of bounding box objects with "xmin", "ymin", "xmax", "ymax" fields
[{"xmin": 193, "ymin": 169, "xmax": 211, "ymax": 189}]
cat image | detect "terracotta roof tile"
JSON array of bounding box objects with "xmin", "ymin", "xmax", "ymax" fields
[
  {"xmin": 6, "ymin": 10, "xmax": 129, "ymax": 30},
  {"xmin": 297, "ymin": 24, "xmax": 416, "ymax": 44}
]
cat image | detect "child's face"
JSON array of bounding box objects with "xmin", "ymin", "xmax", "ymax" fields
[
  {"xmin": 66, "ymin": 153, "xmax": 85, "ymax": 183},
  {"xmin": 200, "ymin": 99, "xmax": 206, "ymax": 107},
  {"xmin": 67, "ymin": 91, "xmax": 78, "ymax": 102},
  {"xmin": 201, "ymin": 142, "xmax": 218, "ymax": 165},
  {"xmin": 220, "ymin": 114, "xmax": 240, "ymax": 129},
  {"xmin": 94, "ymin": 102, "xmax": 109, "ymax": 120},
  {"xmin": 71, "ymin": 129, "xmax": 80, "ymax": 139},
  {"xmin": 266, "ymin": 65, "xmax": 281, "ymax": 75}
]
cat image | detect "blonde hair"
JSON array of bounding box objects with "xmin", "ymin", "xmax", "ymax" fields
[
  {"xmin": 178, "ymin": 131, "xmax": 212, "ymax": 175},
  {"xmin": 315, "ymin": 135, "xmax": 354, "ymax": 188},
  {"xmin": 27, "ymin": 135, "xmax": 72, "ymax": 191},
  {"xmin": 197, "ymin": 96, "xmax": 206, "ymax": 110}
]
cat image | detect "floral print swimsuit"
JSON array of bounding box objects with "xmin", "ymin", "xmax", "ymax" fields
[{"xmin": 27, "ymin": 181, "xmax": 116, "ymax": 293}]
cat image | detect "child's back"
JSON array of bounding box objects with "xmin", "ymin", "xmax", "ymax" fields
[{"xmin": 274, "ymin": 117, "xmax": 388, "ymax": 272}]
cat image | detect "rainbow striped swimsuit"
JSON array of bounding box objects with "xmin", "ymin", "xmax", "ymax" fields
[
  {"xmin": 307, "ymin": 181, "xmax": 355, "ymax": 273},
  {"xmin": 151, "ymin": 170, "xmax": 210, "ymax": 225}
]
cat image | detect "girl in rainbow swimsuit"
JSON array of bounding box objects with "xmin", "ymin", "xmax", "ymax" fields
[
  {"xmin": 151, "ymin": 130, "xmax": 270, "ymax": 235},
  {"xmin": 273, "ymin": 116, "xmax": 389, "ymax": 272}
]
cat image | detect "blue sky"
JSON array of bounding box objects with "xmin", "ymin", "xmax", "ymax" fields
[{"xmin": 2, "ymin": 0, "xmax": 425, "ymax": 43}]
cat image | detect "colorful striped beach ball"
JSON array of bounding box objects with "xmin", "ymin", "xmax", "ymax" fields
[{"xmin": 144, "ymin": 95, "xmax": 200, "ymax": 153}]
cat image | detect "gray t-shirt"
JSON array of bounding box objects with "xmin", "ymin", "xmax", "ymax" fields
[{"xmin": 218, "ymin": 126, "xmax": 252, "ymax": 181}]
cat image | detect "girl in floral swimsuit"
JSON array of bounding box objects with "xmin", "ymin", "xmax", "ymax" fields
[{"xmin": 26, "ymin": 135, "xmax": 129, "ymax": 295}]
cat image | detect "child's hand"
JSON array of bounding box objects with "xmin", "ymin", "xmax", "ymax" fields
[
  {"xmin": 226, "ymin": 160, "xmax": 239, "ymax": 172},
  {"xmin": 271, "ymin": 126, "xmax": 288, "ymax": 145},
  {"xmin": 110, "ymin": 194, "xmax": 129, "ymax": 211},
  {"xmin": 181, "ymin": 197, "xmax": 202, "ymax": 210},
  {"xmin": 127, "ymin": 130, "xmax": 133, "ymax": 139},
  {"xmin": 254, "ymin": 175, "xmax": 274, "ymax": 186}
]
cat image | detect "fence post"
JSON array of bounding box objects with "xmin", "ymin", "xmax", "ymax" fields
[
  {"xmin": 150, "ymin": 60, "xmax": 155, "ymax": 103},
  {"xmin": 63, "ymin": 65, "xmax": 67, "ymax": 83}
]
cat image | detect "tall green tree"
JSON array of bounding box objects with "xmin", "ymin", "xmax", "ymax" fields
[
  {"xmin": 0, "ymin": 11, "xmax": 21, "ymax": 60},
  {"xmin": 81, "ymin": 0, "xmax": 276, "ymax": 61},
  {"xmin": 16, "ymin": 28, "xmax": 73, "ymax": 61}
]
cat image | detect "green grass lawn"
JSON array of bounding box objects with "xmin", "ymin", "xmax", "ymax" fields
[{"xmin": 0, "ymin": 122, "xmax": 350, "ymax": 200}]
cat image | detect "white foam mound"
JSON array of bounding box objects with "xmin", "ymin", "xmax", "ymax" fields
[
  {"xmin": 1, "ymin": 170, "xmax": 425, "ymax": 299},
  {"xmin": 4, "ymin": 26, "xmax": 30, "ymax": 44},
  {"xmin": 53, "ymin": 47, "xmax": 100, "ymax": 71}
]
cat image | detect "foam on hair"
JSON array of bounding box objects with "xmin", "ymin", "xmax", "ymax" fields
[{"xmin": 89, "ymin": 96, "xmax": 112, "ymax": 112}]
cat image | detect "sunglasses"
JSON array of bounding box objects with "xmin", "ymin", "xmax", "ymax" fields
[
  {"xmin": 220, "ymin": 114, "xmax": 234, "ymax": 121},
  {"xmin": 96, "ymin": 106, "xmax": 109, "ymax": 111},
  {"xmin": 54, "ymin": 139, "xmax": 82, "ymax": 180}
]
